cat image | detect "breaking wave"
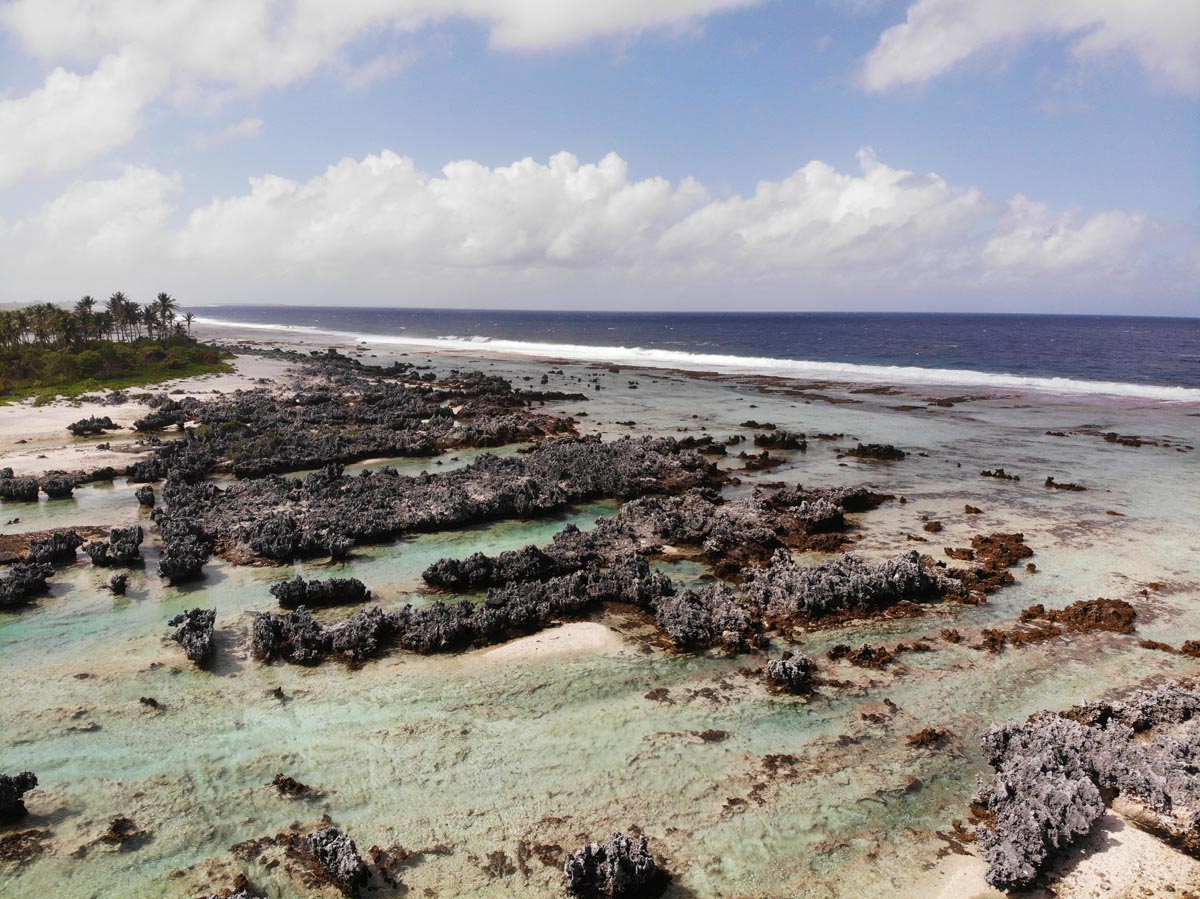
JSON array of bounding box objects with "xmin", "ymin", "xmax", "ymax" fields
[{"xmin": 194, "ymin": 316, "xmax": 1200, "ymax": 403}]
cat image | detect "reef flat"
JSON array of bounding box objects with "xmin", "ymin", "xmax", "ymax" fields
[{"xmin": 1, "ymin": 328, "xmax": 1198, "ymax": 898}]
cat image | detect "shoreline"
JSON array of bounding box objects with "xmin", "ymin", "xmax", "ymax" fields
[{"xmin": 192, "ymin": 317, "xmax": 1200, "ymax": 405}]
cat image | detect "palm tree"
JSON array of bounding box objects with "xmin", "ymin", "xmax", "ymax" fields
[
  {"xmin": 154, "ymin": 292, "xmax": 179, "ymax": 343},
  {"xmin": 142, "ymin": 305, "xmax": 158, "ymax": 342},
  {"xmin": 0, "ymin": 310, "xmax": 19, "ymax": 346},
  {"xmin": 183, "ymin": 312, "xmax": 195, "ymax": 336},
  {"xmin": 74, "ymin": 295, "xmax": 96, "ymax": 341},
  {"xmin": 107, "ymin": 292, "xmax": 129, "ymax": 342},
  {"xmin": 27, "ymin": 303, "xmax": 55, "ymax": 344}
]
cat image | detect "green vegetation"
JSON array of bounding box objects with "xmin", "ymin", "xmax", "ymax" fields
[{"xmin": 0, "ymin": 294, "xmax": 231, "ymax": 402}]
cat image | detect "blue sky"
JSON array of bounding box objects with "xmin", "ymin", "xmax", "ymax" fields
[{"xmin": 0, "ymin": 1, "xmax": 1197, "ymax": 313}]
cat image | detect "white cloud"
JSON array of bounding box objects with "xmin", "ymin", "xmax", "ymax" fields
[
  {"xmin": 219, "ymin": 117, "xmax": 263, "ymax": 141},
  {"xmin": 0, "ymin": 0, "xmax": 759, "ymax": 185},
  {"xmin": 982, "ymin": 195, "xmax": 1154, "ymax": 275},
  {"xmin": 861, "ymin": 0, "xmax": 1200, "ymax": 94},
  {"xmin": 0, "ymin": 148, "xmax": 1184, "ymax": 310},
  {"xmin": 0, "ymin": 52, "xmax": 162, "ymax": 187}
]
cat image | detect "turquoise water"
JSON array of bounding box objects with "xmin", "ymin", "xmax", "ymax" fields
[{"xmin": 2, "ymin": 345, "xmax": 1198, "ymax": 898}]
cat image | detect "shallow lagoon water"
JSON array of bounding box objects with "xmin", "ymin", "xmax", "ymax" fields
[{"xmin": 2, "ymin": 343, "xmax": 1198, "ymax": 898}]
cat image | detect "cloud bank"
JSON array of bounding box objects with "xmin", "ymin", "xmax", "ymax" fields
[{"xmin": 0, "ymin": 149, "xmax": 1185, "ymax": 311}]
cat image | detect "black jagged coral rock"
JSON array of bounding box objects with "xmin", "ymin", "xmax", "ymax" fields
[
  {"xmin": 270, "ymin": 576, "xmax": 370, "ymax": 609},
  {"xmin": 0, "ymin": 772, "xmax": 37, "ymax": 823},
  {"xmin": 135, "ymin": 485, "xmax": 156, "ymax": 507},
  {"xmin": 161, "ymin": 436, "xmax": 721, "ymax": 565},
  {"xmin": 67, "ymin": 416, "xmax": 120, "ymax": 437},
  {"xmin": 764, "ymin": 652, "xmax": 818, "ymax": 693},
  {"xmin": 0, "ymin": 475, "xmax": 39, "ymax": 502},
  {"xmin": 740, "ymin": 549, "xmax": 957, "ymax": 624},
  {"xmin": 83, "ymin": 526, "xmax": 144, "ymax": 566},
  {"xmin": 654, "ymin": 584, "xmax": 758, "ymax": 652},
  {"xmin": 0, "ymin": 563, "xmax": 54, "ymax": 610},
  {"xmin": 422, "ymin": 483, "xmax": 883, "ymax": 594},
  {"xmin": 27, "ymin": 530, "xmax": 83, "ymax": 563},
  {"xmin": 39, "ymin": 475, "xmax": 77, "ymax": 499},
  {"xmin": 168, "ymin": 607, "xmax": 216, "ymax": 664},
  {"xmin": 564, "ymin": 832, "xmax": 669, "ymax": 898},
  {"xmin": 974, "ymin": 681, "xmax": 1200, "ymax": 890},
  {"xmin": 846, "ymin": 443, "xmax": 906, "ymax": 461},
  {"xmin": 306, "ymin": 827, "xmax": 370, "ymax": 898},
  {"xmin": 252, "ymin": 555, "xmax": 671, "ymax": 665}
]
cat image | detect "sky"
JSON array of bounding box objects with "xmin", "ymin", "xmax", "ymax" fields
[{"xmin": 0, "ymin": 1, "xmax": 1197, "ymax": 314}]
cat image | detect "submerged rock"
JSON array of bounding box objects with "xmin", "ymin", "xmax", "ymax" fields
[
  {"xmin": 846, "ymin": 443, "xmax": 906, "ymax": 462},
  {"xmin": 306, "ymin": 826, "xmax": 370, "ymax": 897},
  {"xmin": 0, "ymin": 772, "xmax": 37, "ymax": 823},
  {"xmin": 109, "ymin": 573, "xmax": 128, "ymax": 595},
  {"xmin": 564, "ymin": 832, "xmax": 668, "ymax": 898},
  {"xmin": 167, "ymin": 608, "xmax": 216, "ymax": 664}
]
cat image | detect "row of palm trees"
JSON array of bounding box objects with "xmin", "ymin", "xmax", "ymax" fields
[{"xmin": 0, "ymin": 293, "xmax": 195, "ymax": 348}]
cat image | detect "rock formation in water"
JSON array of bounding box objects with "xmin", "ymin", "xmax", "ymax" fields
[
  {"xmin": 741, "ymin": 549, "xmax": 956, "ymax": 625},
  {"xmin": 159, "ymin": 436, "xmax": 721, "ymax": 567},
  {"xmin": 973, "ymin": 681, "xmax": 1200, "ymax": 890},
  {"xmin": 0, "ymin": 563, "xmax": 54, "ymax": 609},
  {"xmin": 135, "ymin": 485, "xmax": 156, "ymax": 508},
  {"xmin": 168, "ymin": 608, "xmax": 216, "ymax": 664},
  {"xmin": 563, "ymin": 832, "xmax": 668, "ymax": 898},
  {"xmin": 846, "ymin": 443, "xmax": 906, "ymax": 461},
  {"xmin": 270, "ymin": 576, "xmax": 370, "ymax": 609},
  {"xmin": 423, "ymin": 483, "xmax": 887, "ymax": 592},
  {"xmin": 306, "ymin": 826, "xmax": 370, "ymax": 897},
  {"xmin": 764, "ymin": 652, "xmax": 818, "ymax": 693},
  {"xmin": 253, "ymin": 554, "xmax": 670, "ymax": 665},
  {"xmin": 68, "ymin": 416, "xmax": 120, "ymax": 437},
  {"xmin": 27, "ymin": 530, "xmax": 83, "ymax": 564},
  {"xmin": 0, "ymin": 772, "xmax": 37, "ymax": 823},
  {"xmin": 83, "ymin": 526, "xmax": 143, "ymax": 566},
  {"xmin": 39, "ymin": 475, "xmax": 76, "ymax": 499},
  {"xmin": 0, "ymin": 474, "xmax": 39, "ymax": 502}
]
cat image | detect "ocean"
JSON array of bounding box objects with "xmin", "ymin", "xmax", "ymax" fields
[{"xmin": 193, "ymin": 307, "xmax": 1200, "ymax": 400}]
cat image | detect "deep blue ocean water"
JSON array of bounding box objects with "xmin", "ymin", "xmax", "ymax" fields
[{"xmin": 194, "ymin": 307, "xmax": 1200, "ymax": 394}]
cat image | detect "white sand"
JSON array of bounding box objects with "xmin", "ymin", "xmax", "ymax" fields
[
  {"xmin": 934, "ymin": 810, "xmax": 1200, "ymax": 898},
  {"xmin": 482, "ymin": 622, "xmax": 623, "ymax": 662},
  {"xmin": 0, "ymin": 354, "xmax": 294, "ymax": 476}
]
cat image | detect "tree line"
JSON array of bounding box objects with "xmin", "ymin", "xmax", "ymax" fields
[{"xmin": 0, "ymin": 293, "xmax": 196, "ymax": 348}]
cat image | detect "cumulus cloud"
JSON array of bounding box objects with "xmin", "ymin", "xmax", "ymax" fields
[
  {"xmin": 982, "ymin": 196, "xmax": 1155, "ymax": 276},
  {"xmin": 0, "ymin": 149, "xmax": 1183, "ymax": 309},
  {"xmin": 861, "ymin": 0, "xmax": 1200, "ymax": 94},
  {"xmin": 0, "ymin": 52, "xmax": 163, "ymax": 187}
]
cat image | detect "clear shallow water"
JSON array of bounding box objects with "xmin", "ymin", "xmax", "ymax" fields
[
  {"xmin": 194, "ymin": 307, "xmax": 1200, "ymax": 399},
  {"xmin": 2, "ymin": 346, "xmax": 1199, "ymax": 898}
]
